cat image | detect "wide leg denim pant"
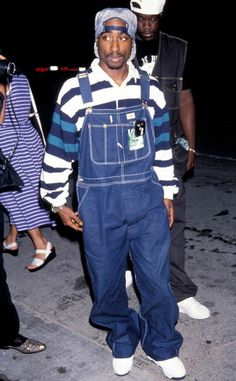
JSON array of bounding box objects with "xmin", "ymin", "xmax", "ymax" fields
[{"xmin": 78, "ymin": 179, "xmax": 182, "ymax": 360}]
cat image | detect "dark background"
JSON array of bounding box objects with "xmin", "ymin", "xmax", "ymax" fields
[{"xmin": 1, "ymin": 0, "xmax": 235, "ymax": 158}]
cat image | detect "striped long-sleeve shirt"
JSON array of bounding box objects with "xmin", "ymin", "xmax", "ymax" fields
[{"xmin": 40, "ymin": 59, "xmax": 179, "ymax": 206}]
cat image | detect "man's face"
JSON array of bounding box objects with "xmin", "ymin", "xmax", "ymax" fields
[
  {"xmin": 97, "ymin": 18, "xmax": 133, "ymax": 71},
  {"xmin": 136, "ymin": 14, "xmax": 161, "ymax": 41}
]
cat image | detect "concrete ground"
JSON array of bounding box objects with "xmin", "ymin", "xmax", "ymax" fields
[{"xmin": 0, "ymin": 155, "xmax": 236, "ymax": 381}]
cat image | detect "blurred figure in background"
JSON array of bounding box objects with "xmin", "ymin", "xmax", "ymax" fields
[
  {"xmin": 0, "ymin": 51, "xmax": 56, "ymax": 272},
  {"xmin": 129, "ymin": 0, "xmax": 210, "ymax": 319}
]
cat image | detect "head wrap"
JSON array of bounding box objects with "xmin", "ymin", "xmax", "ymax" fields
[{"xmin": 94, "ymin": 7, "xmax": 137, "ymax": 61}]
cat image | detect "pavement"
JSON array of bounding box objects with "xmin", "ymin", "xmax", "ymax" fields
[{"xmin": 0, "ymin": 154, "xmax": 236, "ymax": 381}]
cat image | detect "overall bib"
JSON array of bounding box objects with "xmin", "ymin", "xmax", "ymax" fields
[{"xmin": 76, "ymin": 72, "xmax": 183, "ymax": 361}]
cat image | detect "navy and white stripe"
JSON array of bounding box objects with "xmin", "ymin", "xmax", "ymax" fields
[
  {"xmin": 0, "ymin": 74, "xmax": 54, "ymax": 231},
  {"xmin": 41, "ymin": 59, "xmax": 178, "ymax": 205}
]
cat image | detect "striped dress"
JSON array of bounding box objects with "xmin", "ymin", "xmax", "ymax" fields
[{"xmin": 0, "ymin": 74, "xmax": 54, "ymax": 231}]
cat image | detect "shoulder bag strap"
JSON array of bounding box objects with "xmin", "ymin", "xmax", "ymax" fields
[{"xmin": 29, "ymin": 86, "xmax": 46, "ymax": 146}]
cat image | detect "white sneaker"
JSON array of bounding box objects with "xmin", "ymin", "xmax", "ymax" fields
[
  {"xmin": 148, "ymin": 356, "xmax": 186, "ymax": 379},
  {"xmin": 112, "ymin": 355, "xmax": 134, "ymax": 376},
  {"xmin": 178, "ymin": 297, "xmax": 210, "ymax": 319},
  {"xmin": 125, "ymin": 270, "xmax": 133, "ymax": 288}
]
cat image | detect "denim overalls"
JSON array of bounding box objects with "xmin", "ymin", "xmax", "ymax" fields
[{"xmin": 76, "ymin": 71, "xmax": 183, "ymax": 361}]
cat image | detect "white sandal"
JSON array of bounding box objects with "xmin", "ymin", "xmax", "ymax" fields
[
  {"xmin": 3, "ymin": 240, "xmax": 19, "ymax": 256},
  {"xmin": 27, "ymin": 241, "xmax": 56, "ymax": 272}
]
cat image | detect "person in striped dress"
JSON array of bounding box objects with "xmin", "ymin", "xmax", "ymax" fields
[
  {"xmin": 0, "ymin": 53, "xmax": 56, "ymax": 272},
  {"xmin": 40, "ymin": 8, "xmax": 186, "ymax": 379}
]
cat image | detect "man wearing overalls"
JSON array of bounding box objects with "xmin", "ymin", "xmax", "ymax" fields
[{"xmin": 40, "ymin": 7, "xmax": 186, "ymax": 380}]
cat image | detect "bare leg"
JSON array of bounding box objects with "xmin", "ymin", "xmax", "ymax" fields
[
  {"xmin": 27, "ymin": 228, "xmax": 48, "ymax": 250},
  {"xmin": 4, "ymin": 225, "xmax": 18, "ymax": 246}
]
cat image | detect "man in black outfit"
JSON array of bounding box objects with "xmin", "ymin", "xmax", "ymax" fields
[
  {"xmin": 0, "ymin": 185, "xmax": 46, "ymax": 353},
  {"xmin": 128, "ymin": 0, "xmax": 210, "ymax": 319}
]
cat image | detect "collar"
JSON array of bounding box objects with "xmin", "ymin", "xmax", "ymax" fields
[{"xmin": 90, "ymin": 58, "xmax": 139, "ymax": 85}]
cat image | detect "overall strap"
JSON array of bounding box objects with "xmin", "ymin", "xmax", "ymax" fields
[
  {"xmin": 138, "ymin": 68, "xmax": 150, "ymax": 101},
  {"xmin": 78, "ymin": 67, "xmax": 150, "ymax": 104},
  {"xmin": 77, "ymin": 69, "xmax": 93, "ymax": 104}
]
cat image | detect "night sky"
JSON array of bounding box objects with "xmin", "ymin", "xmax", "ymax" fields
[
  {"xmin": 3, "ymin": 0, "xmax": 226, "ymax": 66},
  {"xmin": 1, "ymin": 0, "xmax": 235, "ymax": 156}
]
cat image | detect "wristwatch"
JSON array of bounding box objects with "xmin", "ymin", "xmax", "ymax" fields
[{"xmin": 51, "ymin": 204, "xmax": 66, "ymax": 213}]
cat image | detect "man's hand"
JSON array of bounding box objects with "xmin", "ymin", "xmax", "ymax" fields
[
  {"xmin": 57, "ymin": 206, "xmax": 83, "ymax": 232},
  {"xmin": 164, "ymin": 198, "xmax": 174, "ymax": 228},
  {"xmin": 187, "ymin": 150, "xmax": 196, "ymax": 172}
]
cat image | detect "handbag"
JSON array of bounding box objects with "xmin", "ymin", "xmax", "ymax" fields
[
  {"xmin": 29, "ymin": 86, "xmax": 46, "ymax": 147},
  {"xmin": 0, "ymin": 147, "xmax": 24, "ymax": 191},
  {"xmin": 0, "ymin": 84, "xmax": 25, "ymax": 191}
]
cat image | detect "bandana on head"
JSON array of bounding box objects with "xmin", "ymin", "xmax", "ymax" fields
[{"xmin": 94, "ymin": 7, "xmax": 137, "ymax": 61}]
